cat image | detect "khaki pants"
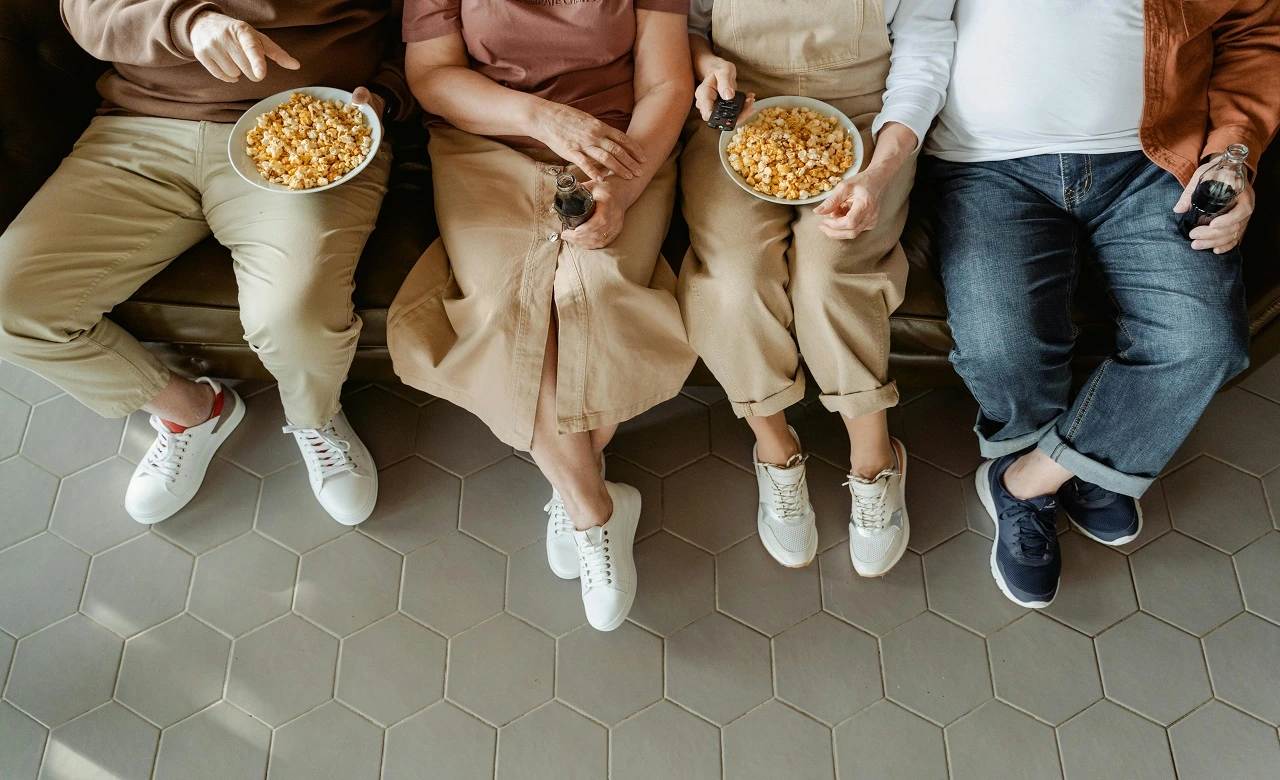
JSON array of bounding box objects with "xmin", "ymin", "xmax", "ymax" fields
[
  {"xmin": 388, "ymin": 126, "xmax": 695, "ymax": 450},
  {"xmin": 0, "ymin": 116, "xmax": 390, "ymax": 425}
]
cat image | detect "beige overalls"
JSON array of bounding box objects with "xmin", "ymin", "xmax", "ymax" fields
[
  {"xmin": 678, "ymin": 0, "xmax": 914, "ymax": 420},
  {"xmin": 387, "ymin": 126, "xmax": 696, "ymax": 450}
]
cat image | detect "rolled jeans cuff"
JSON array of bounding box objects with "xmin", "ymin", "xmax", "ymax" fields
[
  {"xmin": 976, "ymin": 418, "xmax": 1056, "ymax": 459},
  {"xmin": 1037, "ymin": 427, "xmax": 1154, "ymax": 498},
  {"xmin": 730, "ymin": 371, "xmax": 806, "ymax": 419},
  {"xmin": 819, "ymin": 381, "xmax": 899, "ymax": 419}
]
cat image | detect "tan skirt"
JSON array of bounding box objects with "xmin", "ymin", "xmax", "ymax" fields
[{"xmin": 387, "ymin": 125, "xmax": 696, "ymax": 449}]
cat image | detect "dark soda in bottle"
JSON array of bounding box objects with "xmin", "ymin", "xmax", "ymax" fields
[
  {"xmin": 1180, "ymin": 144, "xmax": 1248, "ymax": 239},
  {"xmin": 554, "ymin": 173, "xmax": 595, "ymax": 229}
]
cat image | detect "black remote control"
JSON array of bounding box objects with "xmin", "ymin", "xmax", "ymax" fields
[{"xmin": 708, "ymin": 90, "xmax": 748, "ymax": 131}]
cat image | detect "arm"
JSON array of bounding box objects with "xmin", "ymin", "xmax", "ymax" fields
[
  {"xmin": 872, "ymin": 0, "xmax": 956, "ymax": 153},
  {"xmin": 60, "ymin": 0, "xmax": 219, "ymax": 65},
  {"xmin": 1202, "ymin": 0, "xmax": 1280, "ymax": 173}
]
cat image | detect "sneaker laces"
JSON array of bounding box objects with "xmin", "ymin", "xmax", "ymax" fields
[
  {"xmin": 283, "ymin": 422, "xmax": 355, "ymax": 480},
  {"xmin": 1006, "ymin": 501, "xmax": 1057, "ymax": 560},
  {"xmin": 845, "ymin": 473, "xmax": 892, "ymax": 532},
  {"xmin": 140, "ymin": 416, "xmax": 193, "ymax": 484},
  {"xmin": 577, "ymin": 528, "xmax": 613, "ymax": 590},
  {"xmin": 765, "ymin": 455, "xmax": 808, "ymax": 520},
  {"xmin": 544, "ymin": 496, "xmax": 574, "ymax": 537}
]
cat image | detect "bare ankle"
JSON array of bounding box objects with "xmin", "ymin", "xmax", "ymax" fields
[
  {"xmin": 565, "ymin": 484, "xmax": 613, "ymax": 531},
  {"xmin": 1002, "ymin": 451, "xmax": 1071, "ymax": 501}
]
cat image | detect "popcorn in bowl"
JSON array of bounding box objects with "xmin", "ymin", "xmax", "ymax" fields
[
  {"xmin": 726, "ymin": 106, "xmax": 856, "ymax": 200},
  {"xmin": 245, "ymin": 93, "xmax": 373, "ymax": 190}
]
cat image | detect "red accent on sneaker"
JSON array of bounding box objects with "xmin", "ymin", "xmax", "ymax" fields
[{"xmin": 160, "ymin": 388, "xmax": 224, "ymax": 434}]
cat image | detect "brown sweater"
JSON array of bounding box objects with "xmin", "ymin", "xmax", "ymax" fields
[{"xmin": 60, "ymin": 0, "xmax": 414, "ymax": 123}]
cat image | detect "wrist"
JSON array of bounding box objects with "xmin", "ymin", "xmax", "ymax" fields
[
  {"xmin": 524, "ymin": 97, "xmax": 561, "ymax": 141},
  {"xmin": 176, "ymin": 4, "xmax": 223, "ymax": 57},
  {"xmin": 693, "ymin": 50, "xmax": 726, "ymax": 82}
]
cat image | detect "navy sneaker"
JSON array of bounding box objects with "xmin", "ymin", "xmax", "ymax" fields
[
  {"xmin": 974, "ymin": 455, "xmax": 1060, "ymax": 608},
  {"xmin": 1059, "ymin": 478, "xmax": 1142, "ymax": 546}
]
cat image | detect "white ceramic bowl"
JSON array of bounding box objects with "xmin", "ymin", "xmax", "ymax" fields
[
  {"xmin": 718, "ymin": 96, "xmax": 863, "ymax": 205},
  {"xmin": 228, "ymin": 87, "xmax": 382, "ymax": 195}
]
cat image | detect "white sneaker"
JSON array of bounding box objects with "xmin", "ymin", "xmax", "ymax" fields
[
  {"xmin": 754, "ymin": 427, "xmax": 818, "ymax": 568},
  {"xmin": 125, "ymin": 378, "xmax": 245, "ymax": 525},
  {"xmin": 847, "ymin": 438, "xmax": 909, "ymax": 578},
  {"xmin": 573, "ymin": 482, "xmax": 640, "ymax": 631},
  {"xmin": 545, "ymin": 458, "xmax": 607, "ymax": 580},
  {"xmin": 284, "ymin": 409, "xmax": 378, "ymax": 526}
]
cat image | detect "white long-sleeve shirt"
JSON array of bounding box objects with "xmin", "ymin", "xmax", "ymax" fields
[{"xmin": 689, "ymin": 0, "xmax": 956, "ymax": 150}]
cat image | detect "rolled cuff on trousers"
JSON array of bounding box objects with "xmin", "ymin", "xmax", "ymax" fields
[
  {"xmin": 728, "ymin": 370, "xmax": 806, "ymax": 419},
  {"xmin": 976, "ymin": 414, "xmax": 1154, "ymax": 497},
  {"xmin": 819, "ymin": 380, "xmax": 899, "ymax": 419}
]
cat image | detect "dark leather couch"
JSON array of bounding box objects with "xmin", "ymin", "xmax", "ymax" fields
[{"xmin": 4, "ymin": 1, "xmax": 1278, "ymax": 389}]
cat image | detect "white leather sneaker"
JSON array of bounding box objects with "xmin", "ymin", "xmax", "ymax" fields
[
  {"xmin": 125, "ymin": 378, "xmax": 245, "ymax": 525},
  {"xmin": 545, "ymin": 458, "xmax": 606, "ymax": 580},
  {"xmin": 847, "ymin": 438, "xmax": 909, "ymax": 578},
  {"xmin": 754, "ymin": 427, "xmax": 818, "ymax": 568},
  {"xmin": 284, "ymin": 409, "xmax": 378, "ymax": 526},
  {"xmin": 573, "ymin": 482, "xmax": 640, "ymax": 631}
]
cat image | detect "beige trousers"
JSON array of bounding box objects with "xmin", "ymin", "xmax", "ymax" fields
[
  {"xmin": 0, "ymin": 116, "xmax": 390, "ymax": 425},
  {"xmin": 387, "ymin": 125, "xmax": 696, "ymax": 450}
]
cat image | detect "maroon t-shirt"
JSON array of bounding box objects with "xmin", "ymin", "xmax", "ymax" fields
[{"xmin": 404, "ymin": 0, "xmax": 688, "ymax": 146}]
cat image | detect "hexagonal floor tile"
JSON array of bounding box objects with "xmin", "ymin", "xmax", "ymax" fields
[
  {"xmin": 385, "ymin": 701, "xmax": 495, "ymax": 780},
  {"xmin": 611, "ymin": 395, "xmax": 710, "ymax": 476},
  {"xmin": 987, "ymin": 612, "xmax": 1101, "ymax": 725},
  {"xmin": 682, "ymin": 385, "xmax": 727, "ymax": 406},
  {"xmin": 416, "ymin": 401, "xmax": 511, "ymax": 476},
  {"xmin": 20, "ymin": 394, "xmax": 122, "ymax": 476},
  {"xmin": 628, "ymin": 531, "xmax": 714, "ymax": 637},
  {"xmin": 340, "ymin": 386, "xmax": 418, "ymax": 468},
  {"xmin": 336, "ymin": 614, "xmax": 446, "ymax": 727},
  {"xmin": 267, "ymin": 701, "xmax": 382, "ymax": 780},
  {"xmin": 1058, "ymin": 700, "xmax": 1175, "ymax": 780},
  {"xmin": 152, "ymin": 459, "xmax": 260, "ymax": 555},
  {"xmin": 722, "ymin": 700, "xmax": 833, "ymax": 780},
  {"xmin": 219, "ymin": 391, "xmax": 301, "ymax": 477},
  {"xmin": 1265, "ymin": 468, "xmax": 1280, "ymax": 530},
  {"xmin": 945, "ymin": 701, "xmax": 1061, "ymax": 780},
  {"xmin": 504, "ymin": 540, "xmax": 584, "ymax": 637},
  {"xmin": 255, "ymin": 464, "xmax": 350, "ymax": 554},
  {"xmin": 0, "ymin": 701, "xmax": 46, "ymax": 780},
  {"xmin": 802, "ymin": 401, "xmax": 852, "ymax": 470},
  {"xmin": 0, "ymin": 391, "xmax": 28, "ymax": 460},
  {"xmin": 805, "ymin": 458, "xmax": 853, "ymax": 553},
  {"xmin": 0, "ymin": 630, "xmax": 12, "ymax": 685},
  {"xmin": 1203, "ymin": 613, "xmax": 1280, "ymax": 725},
  {"xmin": 1118, "ymin": 479, "xmax": 1172, "ymax": 553},
  {"xmin": 0, "ymin": 361, "xmax": 62, "ymax": 405},
  {"xmin": 496, "ymin": 701, "xmax": 607, "ymax": 780},
  {"xmin": 604, "ymin": 454, "xmax": 664, "ymax": 541},
  {"xmin": 1242, "ymin": 355, "xmax": 1280, "ymax": 400},
  {"xmin": 1235, "ymin": 532, "xmax": 1280, "ymax": 623},
  {"xmin": 881, "ymin": 612, "xmax": 991, "ymax": 726},
  {"xmin": 0, "ymin": 457, "xmax": 57, "ymax": 550},
  {"xmin": 295, "ymin": 532, "xmax": 401, "ymax": 636},
  {"xmin": 1129, "ymin": 532, "xmax": 1243, "ymax": 636},
  {"xmin": 1094, "ymin": 612, "xmax": 1211, "ymax": 726},
  {"xmin": 666, "ymin": 613, "xmax": 772, "ymax": 726},
  {"xmin": 820, "ymin": 544, "xmax": 927, "ymax": 636},
  {"xmin": 460, "ymin": 457, "xmax": 549, "ymax": 554},
  {"xmin": 402, "ymin": 531, "xmax": 506, "ymax": 637},
  {"xmin": 664, "ymin": 457, "xmax": 757, "ymax": 554},
  {"xmin": 188, "ymin": 532, "xmax": 297, "ymax": 637},
  {"xmin": 717, "ymin": 535, "xmax": 821, "ymax": 636},
  {"xmin": 0, "ymin": 533, "xmax": 88, "ymax": 637},
  {"xmin": 774, "ymin": 612, "xmax": 881, "ymax": 726},
  {"xmin": 609, "ymin": 701, "xmax": 721, "ymax": 780},
  {"xmin": 835, "ymin": 699, "xmax": 947, "ymax": 780},
  {"xmin": 707, "ymin": 398, "xmax": 806, "ymax": 473},
  {"xmin": 5, "ymin": 615, "xmax": 122, "ymax": 727},
  {"xmin": 923, "ymin": 531, "xmax": 1026, "ymax": 636},
  {"xmin": 153, "ymin": 701, "xmax": 270, "ymax": 780},
  {"xmin": 118, "ymin": 409, "xmax": 154, "ymax": 465},
  {"xmin": 1042, "ymin": 532, "xmax": 1138, "ymax": 636},
  {"xmin": 556, "ymin": 622, "xmax": 662, "ymax": 726},
  {"xmin": 898, "ymin": 390, "xmax": 983, "ymax": 477},
  {"xmin": 81, "ymin": 533, "xmax": 193, "ymax": 637},
  {"xmin": 47, "ymin": 457, "xmax": 144, "ymax": 554},
  {"xmin": 225, "ymin": 615, "xmax": 338, "ymax": 727},
  {"xmin": 359, "ymin": 457, "xmax": 460, "ymax": 554},
  {"xmin": 1172, "ymin": 387, "xmax": 1280, "ymax": 476},
  {"xmin": 446, "ymin": 614, "xmax": 554, "ymax": 726},
  {"xmin": 116, "ymin": 615, "xmax": 230, "ymax": 728},
  {"xmin": 42, "ymin": 702, "xmax": 158, "ymax": 780},
  {"xmin": 905, "ymin": 460, "xmax": 968, "ymax": 553},
  {"xmin": 1170, "ymin": 700, "xmax": 1280, "ymax": 780},
  {"xmin": 1164, "ymin": 457, "xmax": 1272, "ymax": 553}
]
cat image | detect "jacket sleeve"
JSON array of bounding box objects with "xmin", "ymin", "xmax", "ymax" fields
[
  {"xmin": 1203, "ymin": 0, "xmax": 1280, "ymax": 173},
  {"xmin": 60, "ymin": 0, "xmax": 222, "ymax": 65},
  {"xmin": 875, "ymin": 0, "xmax": 957, "ymax": 153}
]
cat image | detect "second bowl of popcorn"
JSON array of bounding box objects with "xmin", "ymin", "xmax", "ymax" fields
[
  {"xmin": 229, "ymin": 87, "xmax": 383, "ymax": 194},
  {"xmin": 718, "ymin": 96, "xmax": 863, "ymax": 205}
]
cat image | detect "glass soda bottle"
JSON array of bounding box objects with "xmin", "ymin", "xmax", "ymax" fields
[
  {"xmin": 554, "ymin": 173, "xmax": 595, "ymax": 229},
  {"xmin": 1180, "ymin": 144, "xmax": 1249, "ymax": 239}
]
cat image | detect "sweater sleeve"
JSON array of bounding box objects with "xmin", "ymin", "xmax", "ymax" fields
[
  {"xmin": 873, "ymin": 0, "xmax": 956, "ymax": 153},
  {"xmin": 59, "ymin": 0, "xmax": 221, "ymax": 64},
  {"xmin": 1202, "ymin": 0, "xmax": 1280, "ymax": 174}
]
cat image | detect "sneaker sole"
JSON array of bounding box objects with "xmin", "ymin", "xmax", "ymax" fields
[
  {"xmin": 975, "ymin": 461, "xmax": 1054, "ymax": 609},
  {"xmin": 850, "ymin": 440, "xmax": 909, "ymax": 578},
  {"xmin": 547, "ymin": 531, "xmax": 580, "ymax": 580},
  {"xmin": 758, "ymin": 517, "xmax": 818, "ymax": 568},
  {"xmin": 1065, "ymin": 504, "xmax": 1144, "ymax": 547},
  {"xmin": 590, "ymin": 484, "xmax": 640, "ymax": 632},
  {"xmin": 128, "ymin": 388, "xmax": 248, "ymax": 525}
]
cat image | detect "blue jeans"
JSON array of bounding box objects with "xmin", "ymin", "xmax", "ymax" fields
[{"xmin": 929, "ymin": 151, "xmax": 1249, "ymax": 497}]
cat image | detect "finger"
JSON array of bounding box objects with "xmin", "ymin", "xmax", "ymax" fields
[
  {"xmin": 594, "ymin": 140, "xmax": 643, "ymax": 177},
  {"xmin": 1190, "ymin": 224, "xmax": 1237, "ymax": 243},
  {"xmin": 1173, "ymin": 163, "xmax": 1212, "ymax": 213},
  {"xmin": 819, "ymin": 223, "xmax": 862, "ymax": 240},
  {"xmin": 1214, "ymin": 241, "xmax": 1241, "ymax": 255},
  {"xmin": 716, "ymin": 70, "xmax": 735, "ymax": 100},
  {"xmin": 567, "ymin": 151, "xmax": 609, "ymax": 182},
  {"xmin": 1208, "ymin": 204, "xmax": 1252, "ymax": 229},
  {"xmin": 604, "ymin": 127, "xmax": 647, "ymax": 164},
  {"xmin": 197, "ymin": 50, "xmax": 239, "ymax": 82},
  {"xmin": 1191, "ymin": 233, "xmax": 1239, "ymax": 251},
  {"xmin": 258, "ymin": 32, "xmax": 301, "ymax": 70},
  {"xmin": 588, "ymin": 148, "xmax": 637, "ymax": 180},
  {"xmin": 739, "ymin": 93, "xmax": 756, "ymax": 122},
  {"xmin": 233, "ymin": 26, "xmax": 267, "ymax": 80},
  {"xmin": 695, "ymin": 81, "xmax": 717, "ymax": 121}
]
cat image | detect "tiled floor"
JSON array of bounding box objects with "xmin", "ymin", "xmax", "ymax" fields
[{"xmin": 2, "ymin": 356, "xmax": 1280, "ymax": 780}]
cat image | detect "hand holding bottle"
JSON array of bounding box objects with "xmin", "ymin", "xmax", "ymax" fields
[{"xmin": 1174, "ymin": 145, "xmax": 1254, "ymax": 254}]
